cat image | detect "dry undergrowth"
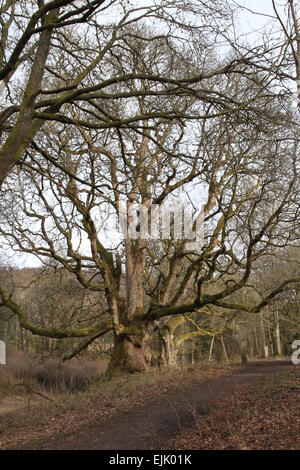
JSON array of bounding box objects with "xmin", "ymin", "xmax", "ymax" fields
[{"xmin": 0, "ymin": 354, "xmax": 228, "ymax": 449}]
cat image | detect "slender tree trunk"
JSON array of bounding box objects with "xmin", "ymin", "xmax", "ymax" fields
[
  {"xmin": 240, "ymin": 338, "xmax": 248, "ymax": 363},
  {"xmin": 260, "ymin": 311, "xmax": 269, "ymax": 358},
  {"xmin": 208, "ymin": 336, "xmax": 215, "ymax": 363},
  {"xmin": 220, "ymin": 333, "xmax": 230, "ymax": 365},
  {"xmin": 191, "ymin": 341, "xmax": 195, "ymax": 365},
  {"xmin": 274, "ymin": 307, "xmax": 282, "ymax": 356},
  {"xmin": 267, "ymin": 311, "xmax": 274, "ymax": 356}
]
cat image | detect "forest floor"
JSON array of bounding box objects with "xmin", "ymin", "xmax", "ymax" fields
[
  {"xmin": 0, "ymin": 359, "xmax": 297, "ymax": 450},
  {"xmin": 170, "ymin": 360, "xmax": 300, "ymax": 450}
]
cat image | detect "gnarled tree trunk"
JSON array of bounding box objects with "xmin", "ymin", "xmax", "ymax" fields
[
  {"xmin": 108, "ymin": 323, "xmax": 153, "ymax": 375},
  {"xmin": 107, "ymin": 236, "xmax": 152, "ymax": 376}
]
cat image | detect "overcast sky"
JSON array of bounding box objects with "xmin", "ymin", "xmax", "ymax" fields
[{"xmin": 238, "ymin": 0, "xmax": 285, "ymax": 35}]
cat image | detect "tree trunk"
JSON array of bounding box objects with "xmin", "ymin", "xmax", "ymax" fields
[
  {"xmin": 125, "ymin": 238, "xmax": 145, "ymax": 318},
  {"xmin": 108, "ymin": 329, "xmax": 152, "ymax": 376},
  {"xmin": 191, "ymin": 341, "xmax": 195, "ymax": 365},
  {"xmin": 260, "ymin": 311, "xmax": 269, "ymax": 358},
  {"xmin": 275, "ymin": 307, "xmax": 282, "ymax": 356},
  {"xmin": 0, "ymin": 9, "xmax": 60, "ymax": 186},
  {"xmin": 220, "ymin": 333, "xmax": 230, "ymax": 365},
  {"xmin": 107, "ymin": 233, "xmax": 152, "ymax": 376},
  {"xmin": 240, "ymin": 338, "xmax": 248, "ymax": 363},
  {"xmin": 158, "ymin": 327, "xmax": 178, "ymax": 368},
  {"xmin": 208, "ymin": 336, "xmax": 215, "ymax": 363},
  {"xmin": 267, "ymin": 311, "xmax": 274, "ymax": 356}
]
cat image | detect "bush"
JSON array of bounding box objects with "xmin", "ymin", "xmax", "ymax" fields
[{"xmin": 4, "ymin": 350, "xmax": 107, "ymax": 393}]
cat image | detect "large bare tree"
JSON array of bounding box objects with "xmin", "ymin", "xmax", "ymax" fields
[
  {"xmin": 1, "ymin": 3, "xmax": 299, "ymax": 375},
  {"xmin": 1, "ymin": 35, "xmax": 299, "ymax": 373}
]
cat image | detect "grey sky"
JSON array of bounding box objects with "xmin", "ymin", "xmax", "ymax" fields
[{"xmin": 238, "ymin": 0, "xmax": 286, "ymax": 35}]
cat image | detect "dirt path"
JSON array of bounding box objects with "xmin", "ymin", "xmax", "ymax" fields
[{"xmin": 40, "ymin": 360, "xmax": 292, "ymax": 450}]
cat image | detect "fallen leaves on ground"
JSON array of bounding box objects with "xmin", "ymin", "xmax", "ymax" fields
[
  {"xmin": 170, "ymin": 371, "xmax": 300, "ymax": 450},
  {"xmin": 0, "ymin": 364, "xmax": 227, "ymax": 449}
]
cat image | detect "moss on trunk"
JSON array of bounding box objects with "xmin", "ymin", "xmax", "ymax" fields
[
  {"xmin": 107, "ymin": 322, "xmax": 153, "ymax": 376},
  {"xmin": 107, "ymin": 337, "xmax": 149, "ymax": 376}
]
